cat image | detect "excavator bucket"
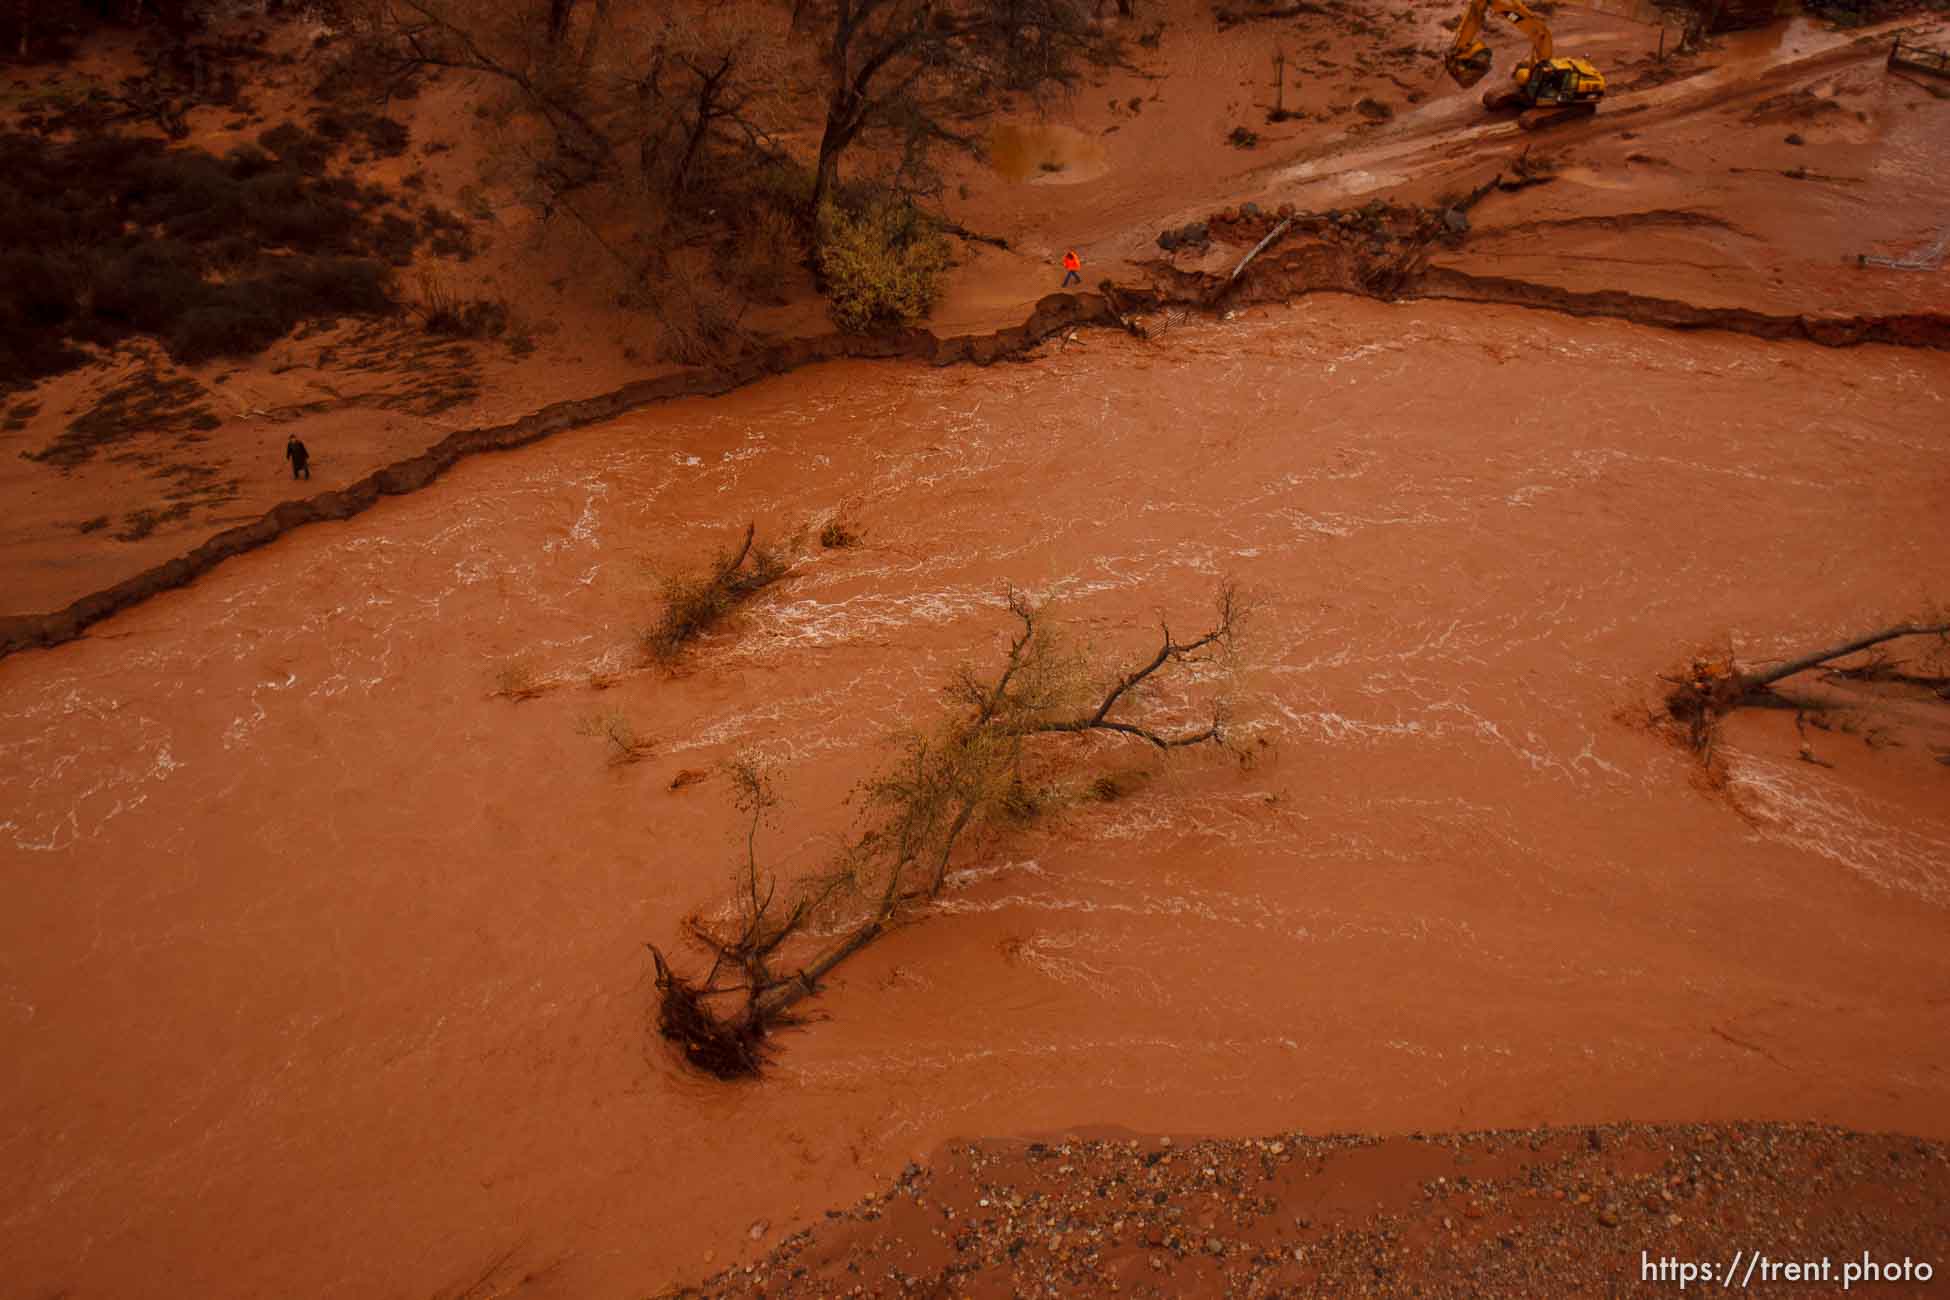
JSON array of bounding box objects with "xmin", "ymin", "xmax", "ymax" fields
[{"xmin": 1444, "ymin": 43, "xmax": 1494, "ymax": 88}]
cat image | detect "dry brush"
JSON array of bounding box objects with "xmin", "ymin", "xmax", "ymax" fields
[{"xmin": 648, "ymin": 584, "xmax": 1246, "ymax": 1078}]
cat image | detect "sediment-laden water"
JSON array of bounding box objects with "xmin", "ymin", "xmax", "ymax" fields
[{"xmin": 3, "ymin": 298, "xmax": 1947, "ymax": 1298}]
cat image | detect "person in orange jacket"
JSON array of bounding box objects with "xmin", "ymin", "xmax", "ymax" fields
[{"xmin": 1061, "ymin": 248, "xmax": 1082, "ymax": 287}]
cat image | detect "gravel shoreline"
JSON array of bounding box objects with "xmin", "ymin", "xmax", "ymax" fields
[{"xmin": 672, "ymin": 1122, "xmax": 1948, "ymax": 1298}]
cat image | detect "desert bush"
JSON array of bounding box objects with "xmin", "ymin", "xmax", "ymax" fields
[
  {"xmin": 256, "ymin": 122, "xmax": 335, "ymax": 173},
  {"xmin": 90, "ymin": 244, "xmax": 209, "ymax": 335},
  {"xmin": 411, "ymin": 269, "xmax": 509, "ymax": 339},
  {"xmin": 419, "ymin": 205, "xmax": 475, "ymax": 260},
  {"xmin": 576, "ymin": 709, "xmax": 655, "ymax": 764},
  {"xmin": 165, "ymin": 300, "xmax": 287, "ymax": 364},
  {"xmin": 816, "ymin": 193, "xmax": 953, "ymax": 333},
  {"xmin": 753, "ymin": 158, "xmax": 819, "ymax": 216},
  {"xmin": 641, "ymin": 523, "xmax": 788, "ymax": 664},
  {"xmin": 728, "ymin": 206, "xmax": 802, "ymax": 304},
  {"xmin": 163, "ymin": 258, "xmax": 393, "ymax": 364},
  {"xmin": 491, "ymin": 658, "xmax": 543, "ymax": 700},
  {"xmin": 1, "ymin": 252, "xmax": 79, "ymax": 330},
  {"xmin": 309, "ymin": 109, "xmax": 411, "ymax": 158},
  {"xmin": 0, "ymin": 127, "xmax": 421, "ymax": 387},
  {"xmin": 647, "ymin": 251, "xmax": 744, "ymax": 364}
]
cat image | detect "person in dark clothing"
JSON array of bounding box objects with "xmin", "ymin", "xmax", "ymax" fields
[{"xmin": 285, "ymin": 435, "xmax": 310, "ymax": 480}]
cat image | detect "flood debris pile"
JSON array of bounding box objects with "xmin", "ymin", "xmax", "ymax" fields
[
  {"xmin": 1146, "ymin": 191, "xmax": 1491, "ymax": 306},
  {"xmin": 649, "ymin": 586, "xmax": 1247, "ymax": 1078}
]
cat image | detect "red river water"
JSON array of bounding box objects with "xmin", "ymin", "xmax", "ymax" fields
[{"xmin": 3, "ymin": 298, "xmax": 1948, "ymax": 1297}]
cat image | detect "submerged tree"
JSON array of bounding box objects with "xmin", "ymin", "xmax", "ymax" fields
[
  {"xmin": 649, "ymin": 584, "xmax": 1245, "ymax": 1078},
  {"xmin": 1663, "ymin": 618, "xmax": 1950, "ymax": 763}
]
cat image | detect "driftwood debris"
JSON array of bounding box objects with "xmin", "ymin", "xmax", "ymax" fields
[
  {"xmin": 1226, "ymin": 216, "xmax": 1294, "ymax": 286},
  {"xmin": 1665, "ymin": 620, "xmax": 1950, "ymax": 756}
]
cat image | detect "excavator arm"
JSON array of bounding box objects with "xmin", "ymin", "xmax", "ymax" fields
[{"xmin": 1444, "ymin": 0, "xmax": 1556, "ymax": 88}]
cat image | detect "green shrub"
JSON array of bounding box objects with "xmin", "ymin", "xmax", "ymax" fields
[
  {"xmin": 0, "ymin": 125, "xmax": 423, "ymax": 389},
  {"xmin": 166, "ymin": 299, "xmax": 287, "ymax": 363},
  {"xmin": 816, "ymin": 195, "xmax": 952, "ymax": 333},
  {"xmin": 256, "ymin": 123, "xmax": 333, "ymax": 173},
  {"xmin": 1, "ymin": 252, "xmax": 78, "ymax": 329},
  {"xmin": 91, "ymin": 244, "xmax": 210, "ymax": 334},
  {"xmin": 165, "ymin": 259, "xmax": 392, "ymax": 364}
]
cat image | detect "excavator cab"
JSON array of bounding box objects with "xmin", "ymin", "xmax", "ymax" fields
[{"xmin": 1515, "ymin": 57, "xmax": 1605, "ymax": 106}]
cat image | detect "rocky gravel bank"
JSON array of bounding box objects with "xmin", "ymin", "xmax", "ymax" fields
[{"xmin": 673, "ymin": 1122, "xmax": 1948, "ymax": 1298}]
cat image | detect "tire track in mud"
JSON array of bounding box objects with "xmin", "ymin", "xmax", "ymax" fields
[
  {"xmin": 1408, "ymin": 266, "xmax": 1950, "ymax": 347},
  {"xmin": 1465, "ymin": 209, "xmax": 1751, "ymax": 240}
]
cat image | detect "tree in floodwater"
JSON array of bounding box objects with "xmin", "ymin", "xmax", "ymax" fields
[
  {"xmin": 1663, "ymin": 617, "xmax": 1950, "ymax": 764},
  {"xmin": 649, "ymin": 584, "xmax": 1245, "ymax": 1078}
]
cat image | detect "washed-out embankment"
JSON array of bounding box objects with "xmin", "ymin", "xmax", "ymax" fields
[
  {"xmin": 0, "ymin": 297, "xmax": 1112, "ymax": 661},
  {"xmin": 6, "ymin": 193, "xmax": 1946, "ymax": 663}
]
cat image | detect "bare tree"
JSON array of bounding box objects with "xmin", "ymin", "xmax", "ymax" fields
[
  {"xmin": 799, "ymin": 0, "xmax": 1123, "ymax": 218},
  {"xmin": 353, "ymin": 1, "xmax": 784, "ymax": 216},
  {"xmin": 649, "ymin": 584, "xmax": 1245, "ymax": 1078}
]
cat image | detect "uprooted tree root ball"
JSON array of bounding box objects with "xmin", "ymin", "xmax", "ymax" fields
[
  {"xmin": 646, "ymin": 584, "xmax": 1250, "ymax": 1079},
  {"xmin": 648, "ymin": 946, "xmax": 776, "ymax": 1078},
  {"xmin": 1662, "ymin": 619, "xmax": 1950, "ymax": 761}
]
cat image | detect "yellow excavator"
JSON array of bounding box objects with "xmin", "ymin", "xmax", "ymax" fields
[{"xmin": 1444, "ymin": 0, "xmax": 1606, "ymax": 128}]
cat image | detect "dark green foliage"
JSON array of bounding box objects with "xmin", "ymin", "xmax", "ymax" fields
[
  {"xmin": 0, "ymin": 126, "xmax": 439, "ymax": 390},
  {"xmin": 309, "ymin": 110, "xmax": 411, "ymax": 159},
  {"xmin": 419, "ymin": 206, "xmax": 476, "ymax": 260},
  {"xmin": 163, "ymin": 259, "xmax": 394, "ymax": 364},
  {"xmin": 257, "ymin": 122, "xmax": 334, "ymax": 172}
]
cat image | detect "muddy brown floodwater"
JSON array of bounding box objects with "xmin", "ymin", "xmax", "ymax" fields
[{"xmin": 3, "ymin": 297, "xmax": 1948, "ymax": 1299}]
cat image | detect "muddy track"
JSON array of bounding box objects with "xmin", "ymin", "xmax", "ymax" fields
[
  {"xmin": 1129, "ymin": 227, "xmax": 1950, "ymax": 349},
  {"xmin": 0, "ymin": 297, "xmax": 1116, "ymax": 662},
  {"xmin": 1408, "ymin": 267, "xmax": 1950, "ymax": 347},
  {"xmin": 1466, "ymin": 209, "xmax": 1751, "ymax": 240}
]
